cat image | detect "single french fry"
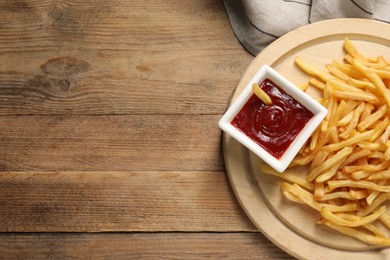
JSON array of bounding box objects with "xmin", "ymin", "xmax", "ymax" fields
[
  {"xmin": 328, "ymin": 126, "xmax": 340, "ymax": 143},
  {"xmin": 340, "ymin": 148, "xmax": 372, "ymax": 168},
  {"xmin": 323, "ymin": 82, "xmax": 333, "ymax": 101},
  {"xmin": 337, "ymin": 110, "xmax": 354, "ymax": 127},
  {"xmin": 343, "ymin": 160, "xmax": 390, "ymax": 174},
  {"xmin": 333, "ymin": 59, "xmax": 364, "ymax": 79},
  {"xmin": 321, "ymin": 206, "xmax": 385, "ymax": 227},
  {"xmin": 332, "ymin": 90, "xmax": 379, "ymax": 103},
  {"xmin": 309, "ymin": 148, "xmax": 329, "ymax": 171},
  {"xmin": 325, "ymin": 130, "xmax": 373, "ymax": 152},
  {"xmin": 366, "ymin": 180, "xmax": 387, "ymax": 205},
  {"xmin": 326, "ymin": 64, "xmax": 350, "ymax": 81},
  {"xmin": 370, "ymin": 117, "xmax": 389, "ymax": 141},
  {"xmin": 323, "ymin": 220, "xmax": 390, "ymax": 246},
  {"xmin": 309, "ymin": 128, "xmax": 320, "ymax": 151},
  {"xmin": 379, "ymin": 125, "xmax": 390, "ymax": 144},
  {"xmin": 376, "ymin": 56, "xmax": 389, "ymax": 66},
  {"xmin": 322, "ymin": 203, "xmax": 358, "ymax": 213},
  {"xmin": 358, "ymin": 193, "xmax": 389, "ymax": 217},
  {"xmin": 363, "ymin": 223, "xmax": 386, "ymax": 238},
  {"xmin": 295, "ymin": 57, "xmax": 334, "ymax": 82},
  {"xmin": 252, "ymin": 83, "xmax": 272, "ymax": 105},
  {"xmin": 357, "ymin": 142, "xmax": 387, "ymax": 152},
  {"xmin": 367, "ymin": 151, "xmax": 385, "ymax": 160},
  {"xmin": 318, "ymin": 191, "xmax": 357, "ymax": 201},
  {"xmin": 353, "ymin": 59, "xmax": 390, "ymax": 108},
  {"xmin": 281, "ymin": 182, "xmax": 322, "ymax": 211},
  {"xmin": 385, "ymin": 145, "xmax": 390, "ymax": 161},
  {"xmin": 307, "ymin": 147, "xmax": 353, "ymax": 182},
  {"xmin": 307, "ymin": 121, "xmax": 330, "ymax": 155},
  {"xmin": 314, "ymin": 182, "xmax": 325, "ymax": 199},
  {"xmin": 328, "ymin": 180, "xmax": 390, "ymax": 193},
  {"xmin": 344, "ymin": 54, "xmax": 354, "ymax": 65},
  {"xmin": 349, "ymin": 190, "xmax": 368, "ymax": 200},
  {"xmin": 325, "ymin": 97, "xmax": 336, "ymax": 122},
  {"xmin": 347, "ymin": 78, "xmax": 377, "ymax": 93},
  {"xmin": 357, "ymin": 104, "xmax": 387, "ymax": 132},
  {"xmin": 282, "ymin": 190, "xmax": 305, "ymax": 204},
  {"xmin": 344, "ymin": 37, "xmax": 367, "ymax": 63},
  {"xmin": 292, "ymin": 153, "xmax": 316, "ymax": 166},
  {"xmin": 367, "ymin": 170, "xmax": 390, "ymax": 181},
  {"xmin": 351, "ymin": 170, "xmax": 370, "ymax": 180},
  {"xmin": 360, "ymin": 103, "xmax": 374, "ymax": 122},
  {"xmin": 297, "ymin": 82, "xmax": 309, "ymax": 91},
  {"xmin": 261, "ymin": 165, "xmax": 314, "ymax": 190},
  {"xmin": 315, "ymin": 160, "xmax": 342, "ymax": 183},
  {"xmin": 379, "ymin": 213, "xmax": 390, "ymax": 229},
  {"xmin": 343, "ymin": 100, "xmax": 359, "ymax": 116},
  {"xmin": 371, "ymin": 68, "xmax": 390, "ymax": 79},
  {"xmin": 327, "ymin": 78, "xmax": 371, "ymax": 94},
  {"xmin": 367, "ymin": 56, "xmax": 390, "ymax": 68},
  {"xmin": 339, "ymin": 102, "xmax": 364, "ymax": 139},
  {"xmin": 309, "ymin": 78, "xmax": 325, "ymax": 90}
]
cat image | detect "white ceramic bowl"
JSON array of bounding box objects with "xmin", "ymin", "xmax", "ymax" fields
[{"xmin": 219, "ymin": 65, "xmax": 328, "ymax": 172}]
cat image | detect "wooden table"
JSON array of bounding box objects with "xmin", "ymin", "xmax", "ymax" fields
[{"xmin": 0, "ymin": 1, "xmax": 292, "ymax": 258}]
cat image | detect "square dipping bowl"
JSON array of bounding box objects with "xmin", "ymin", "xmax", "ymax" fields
[{"xmin": 219, "ymin": 65, "xmax": 328, "ymax": 173}]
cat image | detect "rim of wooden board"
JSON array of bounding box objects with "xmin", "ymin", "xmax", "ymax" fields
[{"xmin": 223, "ymin": 18, "xmax": 390, "ymax": 260}]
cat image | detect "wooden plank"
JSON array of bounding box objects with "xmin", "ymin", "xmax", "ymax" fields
[
  {"xmin": 0, "ymin": 0, "xmax": 241, "ymax": 52},
  {"xmin": 0, "ymin": 0, "xmax": 252, "ymax": 115},
  {"xmin": 0, "ymin": 50, "xmax": 249, "ymax": 115},
  {"xmin": 0, "ymin": 233, "xmax": 292, "ymax": 259},
  {"xmin": 0, "ymin": 171, "xmax": 256, "ymax": 232},
  {"xmin": 0, "ymin": 115, "xmax": 224, "ymax": 171}
]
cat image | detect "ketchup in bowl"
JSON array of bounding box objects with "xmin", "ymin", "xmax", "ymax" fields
[
  {"xmin": 231, "ymin": 79, "xmax": 313, "ymax": 159},
  {"xmin": 219, "ymin": 65, "xmax": 327, "ymax": 172}
]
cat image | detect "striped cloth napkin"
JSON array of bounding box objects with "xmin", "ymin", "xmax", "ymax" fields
[{"xmin": 224, "ymin": 0, "xmax": 390, "ymax": 55}]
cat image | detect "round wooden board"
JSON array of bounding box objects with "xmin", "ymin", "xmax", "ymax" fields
[{"xmin": 223, "ymin": 19, "xmax": 390, "ymax": 260}]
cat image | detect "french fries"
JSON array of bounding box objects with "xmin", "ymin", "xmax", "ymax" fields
[{"xmin": 263, "ymin": 37, "xmax": 390, "ymax": 246}]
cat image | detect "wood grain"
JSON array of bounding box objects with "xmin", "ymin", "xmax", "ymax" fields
[
  {"xmin": 0, "ymin": 115, "xmax": 223, "ymax": 171},
  {"xmin": 0, "ymin": 233, "xmax": 293, "ymax": 259},
  {"xmin": 0, "ymin": 171, "xmax": 256, "ymax": 232},
  {"xmin": 0, "ymin": 50, "xmax": 249, "ymax": 115},
  {"xmin": 0, "ymin": 0, "xmax": 251, "ymax": 115},
  {"xmin": 0, "ymin": 0, "xmax": 288, "ymax": 258}
]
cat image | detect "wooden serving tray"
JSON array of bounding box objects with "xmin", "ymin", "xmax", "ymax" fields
[{"xmin": 223, "ymin": 18, "xmax": 390, "ymax": 259}]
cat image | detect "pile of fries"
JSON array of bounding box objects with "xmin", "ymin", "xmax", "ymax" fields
[{"xmin": 262, "ymin": 38, "xmax": 390, "ymax": 246}]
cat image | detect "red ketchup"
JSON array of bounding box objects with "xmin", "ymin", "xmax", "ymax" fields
[{"xmin": 231, "ymin": 79, "xmax": 313, "ymax": 159}]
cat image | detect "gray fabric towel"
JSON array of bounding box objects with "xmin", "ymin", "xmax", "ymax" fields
[{"xmin": 224, "ymin": 0, "xmax": 390, "ymax": 56}]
